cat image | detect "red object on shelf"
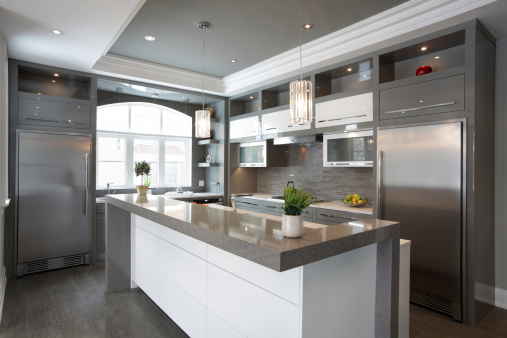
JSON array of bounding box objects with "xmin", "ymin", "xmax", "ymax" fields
[{"xmin": 416, "ymin": 66, "xmax": 432, "ymax": 76}]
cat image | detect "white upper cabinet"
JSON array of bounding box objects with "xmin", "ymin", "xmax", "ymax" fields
[
  {"xmin": 315, "ymin": 92, "xmax": 373, "ymax": 128},
  {"xmin": 261, "ymin": 109, "xmax": 311, "ymax": 135},
  {"xmin": 230, "ymin": 116, "xmax": 259, "ymax": 139}
]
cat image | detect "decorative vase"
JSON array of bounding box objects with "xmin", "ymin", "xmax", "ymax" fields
[
  {"xmin": 281, "ymin": 214, "xmax": 304, "ymax": 238},
  {"xmin": 136, "ymin": 185, "xmax": 149, "ymax": 196},
  {"xmin": 206, "ymin": 148, "xmax": 214, "ymax": 163},
  {"xmin": 416, "ymin": 65, "xmax": 432, "ymax": 76}
]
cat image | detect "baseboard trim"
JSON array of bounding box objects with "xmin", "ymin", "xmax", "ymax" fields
[
  {"xmin": 475, "ymin": 282, "xmax": 507, "ymax": 310},
  {"xmin": 0, "ymin": 265, "xmax": 7, "ymax": 325}
]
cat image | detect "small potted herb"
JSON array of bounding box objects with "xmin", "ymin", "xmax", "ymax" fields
[
  {"xmin": 279, "ymin": 184, "xmax": 315, "ymax": 237},
  {"xmin": 134, "ymin": 160, "xmax": 151, "ymax": 196}
]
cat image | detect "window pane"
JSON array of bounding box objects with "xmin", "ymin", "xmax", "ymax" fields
[
  {"xmin": 165, "ymin": 141, "xmax": 186, "ymax": 185},
  {"xmin": 98, "ymin": 137, "xmax": 126, "ymax": 161},
  {"xmin": 97, "ymin": 162, "xmax": 125, "ymax": 187},
  {"xmin": 134, "ymin": 139, "xmax": 158, "ymax": 186},
  {"xmin": 163, "ymin": 110, "xmax": 192, "ymax": 137},
  {"xmin": 97, "ymin": 104, "xmax": 129, "ymax": 132},
  {"xmin": 131, "ymin": 105, "xmax": 161, "ymax": 134}
]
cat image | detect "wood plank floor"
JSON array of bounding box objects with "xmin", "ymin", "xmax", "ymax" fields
[{"xmin": 0, "ymin": 262, "xmax": 506, "ymax": 337}]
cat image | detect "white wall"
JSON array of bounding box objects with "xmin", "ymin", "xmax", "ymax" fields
[{"xmin": 494, "ymin": 38, "xmax": 507, "ymax": 303}]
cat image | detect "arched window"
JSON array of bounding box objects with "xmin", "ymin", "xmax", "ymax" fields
[{"xmin": 96, "ymin": 102, "xmax": 192, "ymax": 188}]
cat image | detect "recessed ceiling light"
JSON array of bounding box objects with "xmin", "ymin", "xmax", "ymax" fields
[
  {"xmin": 435, "ymin": 56, "xmax": 440, "ymax": 59},
  {"xmin": 54, "ymin": 73, "xmax": 59, "ymax": 77},
  {"xmin": 303, "ymin": 24, "xmax": 313, "ymax": 29},
  {"xmin": 347, "ymin": 68, "xmax": 352, "ymax": 72},
  {"xmin": 52, "ymin": 80, "xmax": 56, "ymax": 83},
  {"xmin": 421, "ymin": 46, "xmax": 428, "ymax": 51},
  {"xmin": 50, "ymin": 29, "xmax": 63, "ymax": 35},
  {"xmin": 230, "ymin": 59, "xmax": 237, "ymax": 63},
  {"xmin": 249, "ymin": 96, "xmax": 253, "ymax": 99},
  {"xmin": 145, "ymin": 36, "xmax": 155, "ymax": 42}
]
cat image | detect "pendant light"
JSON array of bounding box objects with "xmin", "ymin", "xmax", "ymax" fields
[
  {"xmin": 195, "ymin": 22, "xmax": 211, "ymax": 138},
  {"xmin": 289, "ymin": 0, "xmax": 313, "ymax": 124}
]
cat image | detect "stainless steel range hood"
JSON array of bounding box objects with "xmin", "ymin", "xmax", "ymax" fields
[{"xmin": 272, "ymin": 134, "xmax": 323, "ymax": 145}]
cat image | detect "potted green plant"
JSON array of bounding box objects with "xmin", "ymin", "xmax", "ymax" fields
[
  {"xmin": 134, "ymin": 160, "xmax": 151, "ymax": 196},
  {"xmin": 279, "ymin": 184, "xmax": 315, "ymax": 237}
]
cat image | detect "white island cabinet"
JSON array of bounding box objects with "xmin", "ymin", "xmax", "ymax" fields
[
  {"xmin": 106, "ymin": 194, "xmax": 401, "ymax": 338},
  {"xmin": 130, "ymin": 214, "xmax": 378, "ymax": 338}
]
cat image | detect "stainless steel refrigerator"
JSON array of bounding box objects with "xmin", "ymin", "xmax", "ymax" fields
[
  {"xmin": 17, "ymin": 131, "xmax": 91, "ymax": 276},
  {"xmin": 378, "ymin": 121, "xmax": 463, "ymax": 320}
]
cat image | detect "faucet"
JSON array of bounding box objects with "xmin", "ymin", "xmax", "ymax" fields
[
  {"xmin": 287, "ymin": 181, "xmax": 295, "ymax": 188},
  {"xmin": 106, "ymin": 182, "xmax": 114, "ymax": 195}
]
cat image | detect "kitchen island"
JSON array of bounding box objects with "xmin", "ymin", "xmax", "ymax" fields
[{"xmin": 105, "ymin": 194, "xmax": 400, "ymax": 337}]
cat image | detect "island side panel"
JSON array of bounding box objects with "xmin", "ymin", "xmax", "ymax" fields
[
  {"xmin": 105, "ymin": 203, "xmax": 132, "ymax": 293},
  {"xmin": 375, "ymin": 234, "xmax": 400, "ymax": 338}
]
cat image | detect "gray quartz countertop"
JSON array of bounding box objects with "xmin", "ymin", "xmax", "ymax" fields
[{"xmin": 106, "ymin": 194, "xmax": 399, "ymax": 272}]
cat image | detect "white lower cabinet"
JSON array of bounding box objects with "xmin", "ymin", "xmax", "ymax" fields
[
  {"xmin": 133, "ymin": 226, "xmax": 160, "ymax": 304},
  {"xmin": 158, "ymin": 274, "xmax": 207, "ymax": 338},
  {"xmin": 207, "ymin": 263, "xmax": 300, "ymax": 338},
  {"xmin": 159, "ymin": 238, "xmax": 206, "ymax": 305},
  {"xmin": 207, "ymin": 309, "xmax": 246, "ymax": 338}
]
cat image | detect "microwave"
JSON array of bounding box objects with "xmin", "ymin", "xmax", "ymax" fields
[
  {"xmin": 238, "ymin": 140, "xmax": 287, "ymax": 167},
  {"xmin": 323, "ymin": 130, "xmax": 374, "ymax": 167}
]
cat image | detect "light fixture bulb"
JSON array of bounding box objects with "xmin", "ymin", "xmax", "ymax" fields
[
  {"xmin": 50, "ymin": 29, "xmax": 63, "ymax": 35},
  {"xmin": 435, "ymin": 56, "xmax": 440, "ymax": 59},
  {"xmin": 54, "ymin": 73, "xmax": 59, "ymax": 77},
  {"xmin": 347, "ymin": 68, "xmax": 352, "ymax": 72},
  {"xmin": 421, "ymin": 46, "xmax": 428, "ymax": 51},
  {"xmin": 230, "ymin": 59, "xmax": 237, "ymax": 63},
  {"xmin": 303, "ymin": 23, "xmax": 313, "ymax": 29},
  {"xmin": 145, "ymin": 36, "xmax": 155, "ymax": 41}
]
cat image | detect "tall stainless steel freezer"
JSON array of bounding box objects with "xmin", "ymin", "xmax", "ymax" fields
[
  {"xmin": 17, "ymin": 131, "xmax": 91, "ymax": 276},
  {"xmin": 378, "ymin": 121, "xmax": 463, "ymax": 320}
]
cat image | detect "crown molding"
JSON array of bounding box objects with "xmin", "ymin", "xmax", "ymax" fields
[
  {"xmin": 93, "ymin": 0, "xmax": 496, "ymax": 97},
  {"xmin": 92, "ymin": 53, "xmax": 225, "ymax": 94}
]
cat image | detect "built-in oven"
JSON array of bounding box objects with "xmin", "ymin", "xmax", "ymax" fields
[{"xmin": 323, "ymin": 130, "xmax": 374, "ymax": 167}]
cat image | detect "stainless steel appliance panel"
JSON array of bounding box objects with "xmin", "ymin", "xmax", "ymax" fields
[
  {"xmin": 18, "ymin": 132, "xmax": 90, "ymax": 263},
  {"xmin": 378, "ymin": 122, "xmax": 462, "ymax": 307}
]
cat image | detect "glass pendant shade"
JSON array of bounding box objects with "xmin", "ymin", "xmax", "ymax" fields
[
  {"xmin": 289, "ymin": 79, "xmax": 313, "ymax": 124},
  {"xmin": 195, "ymin": 109, "xmax": 211, "ymax": 138}
]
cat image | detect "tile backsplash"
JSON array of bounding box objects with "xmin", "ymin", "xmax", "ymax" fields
[{"xmin": 257, "ymin": 143, "xmax": 373, "ymax": 201}]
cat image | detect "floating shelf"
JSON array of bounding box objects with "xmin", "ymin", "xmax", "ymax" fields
[
  {"xmin": 210, "ymin": 118, "xmax": 219, "ymax": 124},
  {"xmin": 197, "ymin": 139, "xmax": 219, "ymax": 145},
  {"xmin": 198, "ymin": 162, "xmax": 219, "ymax": 167}
]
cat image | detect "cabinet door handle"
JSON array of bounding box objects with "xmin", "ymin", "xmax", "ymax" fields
[
  {"xmin": 384, "ymin": 101, "xmax": 456, "ymax": 114},
  {"xmin": 318, "ymin": 114, "xmax": 367, "ymax": 123},
  {"xmin": 265, "ymin": 127, "xmax": 277, "ymax": 131},
  {"xmin": 264, "ymin": 205, "xmax": 279, "ymax": 209},
  {"xmin": 320, "ymin": 213, "xmax": 335, "ymax": 217},
  {"xmin": 237, "ymin": 201, "xmax": 258, "ymax": 206},
  {"xmin": 84, "ymin": 153, "xmax": 88, "ymax": 215},
  {"xmin": 99, "ymin": 218, "xmax": 105, "ymax": 220},
  {"xmin": 341, "ymin": 216, "xmax": 358, "ymax": 220},
  {"xmin": 25, "ymin": 117, "xmax": 87, "ymax": 125}
]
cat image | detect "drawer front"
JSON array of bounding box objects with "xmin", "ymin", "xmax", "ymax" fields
[
  {"xmin": 18, "ymin": 97, "xmax": 91, "ymax": 129},
  {"xmin": 262, "ymin": 109, "xmax": 311, "ymax": 134},
  {"xmin": 207, "ymin": 245, "xmax": 301, "ymax": 305},
  {"xmin": 207, "ymin": 263, "xmax": 300, "ymax": 338},
  {"xmin": 235, "ymin": 198, "xmax": 261, "ymax": 212},
  {"xmin": 261, "ymin": 200, "xmax": 284, "ymax": 215},
  {"xmin": 159, "ymin": 239, "xmax": 207, "ymax": 305},
  {"xmin": 207, "ymin": 310, "xmax": 246, "ymax": 338},
  {"xmin": 131, "ymin": 214, "xmax": 159, "ymax": 236},
  {"xmin": 96, "ymin": 214, "xmax": 105, "ymax": 256},
  {"xmin": 380, "ymin": 74, "xmax": 464, "ymax": 119},
  {"xmin": 316, "ymin": 207, "xmax": 370, "ymax": 224},
  {"xmin": 96, "ymin": 204, "xmax": 105, "ymax": 214},
  {"xmin": 159, "ymin": 274, "xmax": 207, "ymax": 338},
  {"xmin": 159, "ymin": 224, "xmax": 207, "ymax": 259},
  {"xmin": 315, "ymin": 92, "xmax": 373, "ymax": 128},
  {"xmin": 133, "ymin": 226, "xmax": 160, "ymax": 303}
]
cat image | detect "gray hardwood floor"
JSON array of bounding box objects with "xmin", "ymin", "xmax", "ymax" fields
[{"xmin": 0, "ymin": 262, "xmax": 506, "ymax": 337}]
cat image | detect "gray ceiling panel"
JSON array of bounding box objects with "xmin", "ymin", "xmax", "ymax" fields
[{"xmin": 109, "ymin": 0, "xmax": 408, "ymax": 77}]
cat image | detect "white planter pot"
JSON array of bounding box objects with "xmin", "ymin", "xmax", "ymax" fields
[{"xmin": 281, "ymin": 214, "xmax": 303, "ymax": 238}]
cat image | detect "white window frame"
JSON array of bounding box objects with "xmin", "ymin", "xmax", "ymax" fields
[{"xmin": 96, "ymin": 102, "xmax": 192, "ymax": 189}]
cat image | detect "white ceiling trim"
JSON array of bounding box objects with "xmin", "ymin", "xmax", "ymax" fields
[
  {"xmin": 93, "ymin": 0, "xmax": 496, "ymax": 96},
  {"xmin": 93, "ymin": 53, "xmax": 225, "ymax": 94}
]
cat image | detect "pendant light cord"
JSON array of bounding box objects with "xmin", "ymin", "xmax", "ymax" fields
[
  {"xmin": 299, "ymin": 0, "xmax": 302, "ymax": 82},
  {"xmin": 202, "ymin": 28, "xmax": 205, "ymax": 111}
]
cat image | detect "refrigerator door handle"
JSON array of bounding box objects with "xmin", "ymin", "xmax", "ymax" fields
[
  {"xmin": 85, "ymin": 153, "xmax": 88, "ymax": 215},
  {"xmin": 377, "ymin": 151, "xmax": 383, "ymax": 219}
]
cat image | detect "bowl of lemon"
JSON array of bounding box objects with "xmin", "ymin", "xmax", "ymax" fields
[{"xmin": 342, "ymin": 194, "xmax": 368, "ymax": 207}]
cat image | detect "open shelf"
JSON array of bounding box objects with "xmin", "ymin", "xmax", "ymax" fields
[
  {"xmin": 261, "ymin": 77, "xmax": 310, "ymax": 110},
  {"xmin": 230, "ymin": 92, "xmax": 260, "ymax": 118},
  {"xmin": 197, "ymin": 139, "xmax": 219, "ymax": 145},
  {"xmin": 198, "ymin": 162, "xmax": 219, "ymax": 167},
  {"xmin": 210, "ymin": 117, "xmax": 219, "ymax": 124},
  {"xmin": 18, "ymin": 65, "xmax": 92, "ymax": 101},
  {"xmin": 379, "ymin": 30, "xmax": 466, "ymax": 84},
  {"xmin": 315, "ymin": 58, "xmax": 373, "ymax": 98}
]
